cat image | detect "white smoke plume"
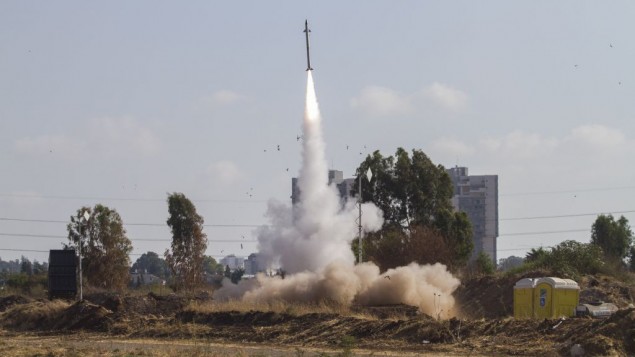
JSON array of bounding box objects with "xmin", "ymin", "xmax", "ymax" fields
[{"xmin": 213, "ymin": 72, "xmax": 461, "ymax": 318}]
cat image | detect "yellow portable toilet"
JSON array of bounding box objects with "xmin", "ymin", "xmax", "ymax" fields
[
  {"xmin": 533, "ymin": 277, "xmax": 579, "ymax": 319},
  {"xmin": 513, "ymin": 278, "xmax": 536, "ymax": 318}
]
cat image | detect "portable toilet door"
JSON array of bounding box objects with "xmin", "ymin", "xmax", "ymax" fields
[
  {"xmin": 513, "ymin": 278, "xmax": 536, "ymax": 318},
  {"xmin": 533, "ymin": 277, "xmax": 580, "ymax": 318},
  {"xmin": 551, "ymin": 278, "xmax": 579, "ymax": 318},
  {"xmin": 534, "ymin": 279, "xmax": 553, "ymax": 319}
]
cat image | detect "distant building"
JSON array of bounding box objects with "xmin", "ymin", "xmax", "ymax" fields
[
  {"xmin": 244, "ymin": 253, "xmax": 268, "ymax": 275},
  {"xmin": 292, "ymin": 169, "xmax": 356, "ymax": 205},
  {"xmin": 447, "ymin": 166, "xmax": 499, "ymax": 263},
  {"xmin": 220, "ymin": 254, "xmax": 244, "ymax": 271},
  {"xmin": 129, "ymin": 272, "xmax": 162, "ymax": 286}
]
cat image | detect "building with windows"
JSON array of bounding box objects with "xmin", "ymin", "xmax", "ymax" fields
[
  {"xmin": 244, "ymin": 253, "xmax": 268, "ymax": 275},
  {"xmin": 219, "ymin": 254, "xmax": 244, "ymax": 271},
  {"xmin": 446, "ymin": 166, "xmax": 499, "ymax": 263}
]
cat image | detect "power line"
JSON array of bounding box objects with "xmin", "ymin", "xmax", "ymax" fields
[
  {"xmin": 501, "ymin": 210, "xmax": 635, "ymax": 221},
  {"xmin": 0, "ymin": 217, "xmax": 264, "ymax": 228},
  {"xmin": 0, "ymin": 248, "xmax": 228, "ymax": 258},
  {"xmin": 500, "ymin": 229, "xmax": 588, "ymax": 237},
  {"xmin": 0, "ymin": 193, "xmax": 267, "ymax": 203},
  {"xmin": 3, "ymin": 184, "xmax": 635, "ymax": 203},
  {"xmin": 0, "ymin": 233, "xmax": 257, "ymax": 242},
  {"xmin": 500, "ymin": 185, "xmax": 635, "ymax": 197}
]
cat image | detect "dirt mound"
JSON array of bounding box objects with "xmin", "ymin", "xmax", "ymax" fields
[
  {"xmin": 0, "ymin": 299, "xmax": 69, "ymax": 330},
  {"xmin": 51, "ymin": 300, "xmax": 113, "ymax": 331},
  {"xmin": 86, "ymin": 292, "xmax": 190, "ymax": 317},
  {"xmin": 579, "ymin": 275, "xmax": 635, "ymax": 307},
  {"xmin": 0, "ymin": 295, "xmax": 33, "ymax": 312},
  {"xmin": 0, "ymin": 299, "xmax": 113, "ymax": 332},
  {"xmin": 351, "ymin": 304, "xmax": 421, "ymax": 319},
  {"xmin": 555, "ymin": 307, "xmax": 635, "ymax": 356}
]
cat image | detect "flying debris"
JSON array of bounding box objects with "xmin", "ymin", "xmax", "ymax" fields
[
  {"xmin": 240, "ymin": 244, "xmax": 243, "ymax": 249},
  {"xmin": 277, "ymin": 145, "xmax": 280, "ymax": 151},
  {"xmin": 384, "ymin": 275, "xmax": 391, "ymax": 280},
  {"xmin": 304, "ymin": 20, "xmax": 313, "ymax": 71}
]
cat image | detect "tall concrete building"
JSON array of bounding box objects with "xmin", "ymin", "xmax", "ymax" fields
[
  {"xmin": 244, "ymin": 253, "xmax": 268, "ymax": 275},
  {"xmin": 446, "ymin": 166, "xmax": 499, "ymax": 263},
  {"xmin": 219, "ymin": 254, "xmax": 244, "ymax": 271}
]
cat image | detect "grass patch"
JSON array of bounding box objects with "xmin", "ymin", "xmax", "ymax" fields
[
  {"xmin": 185, "ymin": 299, "xmax": 375, "ymax": 320},
  {"xmin": 0, "ymin": 299, "xmax": 70, "ymax": 330}
]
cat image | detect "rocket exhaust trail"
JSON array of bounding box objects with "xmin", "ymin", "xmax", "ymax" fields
[{"xmin": 211, "ymin": 23, "xmax": 461, "ymax": 319}]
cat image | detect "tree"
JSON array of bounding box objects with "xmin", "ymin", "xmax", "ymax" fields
[
  {"xmin": 365, "ymin": 225, "xmax": 454, "ymax": 272},
  {"xmin": 20, "ymin": 256, "xmax": 32, "ymax": 276},
  {"xmin": 525, "ymin": 247, "xmax": 548, "ymax": 263},
  {"xmin": 498, "ymin": 256, "xmax": 524, "ymax": 272},
  {"xmin": 230, "ymin": 268, "xmax": 245, "ymax": 284},
  {"xmin": 66, "ymin": 204, "xmax": 133, "ymax": 290},
  {"xmin": 164, "ymin": 193, "xmax": 208, "ymax": 291},
  {"xmin": 591, "ymin": 214, "xmax": 633, "ymax": 261},
  {"xmin": 224, "ymin": 265, "xmax": 231, "ymax": 278},
  {"xmin": 474, "ymin": 252, "xmax": 495, "ymax": 275},
  {"xmin": 132, "ymin": 251, "xmax": 169, "ymax": 278},
  {"xmin": 354, "ymin": 148, "xmax": 473, "ymax": 270},
  {"xmin": 202, "ymin": 256, "xmax": 219, "ymax": 275}
]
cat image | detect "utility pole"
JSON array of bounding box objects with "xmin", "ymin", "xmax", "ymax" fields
[
  {"xmin": 358, "ymin": 174, "xmax": 362, "ymax": 264},
  {"xmin": 78, "ymin": 210, "xmax": 90, "ymax": 301},
  {"xmin": 357, "ymin": 168, "xmax": 373, "ymax": 264}
]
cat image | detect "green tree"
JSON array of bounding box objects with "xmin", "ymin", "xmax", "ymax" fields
[
  {"xmin": 525, "ymin": 247, "xmax": 548, "ymax": 263},
  {"xmin": 202, "ymin": 255, "xmax": 219, "ymax": 275},
  {"xmin": 20, "ymin": 256, "xmax": 32, "ymax": 276},
  {"xmin": 66, "ymin": 205, "xmax": 133, "ymax": 290},
  {"xmin": 498, "ymin": 255, "xmax": 524, "ymax": 272},
  {"xmin": 132, "ymin": 251, "xmax": 169, "ymax": 278},
  {"xmin": 519, "ymin": 241, "xmax": 605, "ymax": 279},
  {"xmin": 230, "ymin": 268, "xmax": 245, "ymax": 284},
  {"xmin": 354, "ymin": 148, "xmax": 473, "ymax": 270},
  {"xmin": 474, "ymin": 251, "xmax": 495, "ymax": 275},
  {"xmin": 164, "ymin": 193, "xmax": 207, "ymax": 291},
  {"xmin": 591, "ymin": 214, "xmax": 633, "ymax": 261}
]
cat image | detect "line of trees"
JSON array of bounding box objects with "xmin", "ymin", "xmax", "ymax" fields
[
  {"xmin": 58, "ymin": 192, "xmax": 212, "ymax": 292},
  {"xmin": 499, "ymin": 214, "xmax": 635, "ymax": 279}
]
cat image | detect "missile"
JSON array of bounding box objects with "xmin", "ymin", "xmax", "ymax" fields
[{"xmin": 304, "ymin": 20, "xmax": 313, "ymax": 71}]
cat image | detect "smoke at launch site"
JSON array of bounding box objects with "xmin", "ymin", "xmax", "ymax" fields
[{"xmin": 213, "ymin": 71, "xmax": 460, "ymax": 318}]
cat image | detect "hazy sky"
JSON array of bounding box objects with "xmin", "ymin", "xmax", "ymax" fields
[{"xmin": 2, "ymin": 1, "xmax": 635, "ymax": 264}]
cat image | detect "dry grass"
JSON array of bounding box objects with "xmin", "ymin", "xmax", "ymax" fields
[
  {"xmin": 0, "ymin": 299, "xmax": 70, "ymax": 330},
  {"xmin": 0, "ymin": 334, "xmax": 313, "ymax": 356},
  {"xmin": 185, "ymin": 299, "xmax": 376, "ymax": 320}
]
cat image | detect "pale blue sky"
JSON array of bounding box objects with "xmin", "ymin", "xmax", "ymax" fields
[{"xmin": 2, "ymin": 1, "xmax": 635, "ymax": 264}]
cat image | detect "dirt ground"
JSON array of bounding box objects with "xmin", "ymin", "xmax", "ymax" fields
[{"xmin": 1, "ymin": 272, "xmax": 634, "ymax": 356}]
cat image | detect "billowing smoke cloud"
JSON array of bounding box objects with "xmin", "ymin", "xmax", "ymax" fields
[{"xmin": 213, "ymin": 72, "xmax": 461, "ymax": 318}]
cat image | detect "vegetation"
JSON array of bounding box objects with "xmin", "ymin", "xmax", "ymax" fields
[
  {"xmin": 164, "ymin": 193, "xmax": 208, "ymax": 291},
  {"xmin": 473, "ymin": 251, "xmax": 496, "ymax": 276},
  {"xmin": 131, "ymin": 251, "xmax": 170, "ymax": 279},
  {"xmin": 591, "ymin": 214, "xmax": 634, "ymax": 262},
  {"xmin": 355, "ymin": 148, "xmax": 473, "ymax": 271},
  {"xmin": 66, "ymin": 205, "xmax": 133, "ymax": 291},
  {"xmin": 509, "ymin": 240, "xmax": 605, "ymax": 280}
]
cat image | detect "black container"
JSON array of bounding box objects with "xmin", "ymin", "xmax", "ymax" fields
[{"xmin": 48, "ymin": 249, "xmax": 77, "ymax": 300}]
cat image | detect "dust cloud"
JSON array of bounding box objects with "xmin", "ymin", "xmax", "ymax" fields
[{"xmin": 213, "ymin": 71, "xmax": 460, "ymax": 318}]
